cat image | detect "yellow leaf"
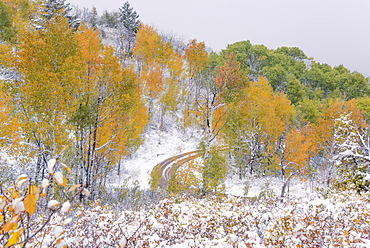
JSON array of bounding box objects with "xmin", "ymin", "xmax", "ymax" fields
[
  {"xmin": 28, "ymin": 185, "xmax": 40, "ymax": 200},
  {"xmin": 56, "ymin": 238, "xmax": 67, "ymax": 248},
  {"xmin": 5, "ymin": 228, "xmax": 23, "ymax": 247},
  {"xmin": 24, "ymin": 194, "xmax": 37, "ymax": 216},
  {"xmin": 0, "ymin": 196, "xmax": 8, "ymax": 211},
  {"xmin": 10, "ymin": 191, "xmax": 20, "ymax": 199},
  {"xmin": 67, "ymin": 184, "xmax": 81, "ymax": 193}
]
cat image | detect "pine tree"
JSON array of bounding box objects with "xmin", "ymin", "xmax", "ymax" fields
[
  {"xmin": 34, "ymin": 0, "xmax": 80, "ymax": 31},
  {"xmin": 118, "ymin": 1, "xmax": 140, "ymax": 57}
]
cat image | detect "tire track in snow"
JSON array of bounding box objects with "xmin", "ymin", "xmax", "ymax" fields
[
  {"xmin": 153, "ymin": 147, "xmax": 229, "ymax": 188},
  {"xmin": 153, "ymin": 151, "xmax": 200, "ymax": 188}
]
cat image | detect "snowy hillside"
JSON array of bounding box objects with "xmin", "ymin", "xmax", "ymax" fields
[{"xmin": 117, "ymin": 124, "xmax": 200, "ymax": 189}]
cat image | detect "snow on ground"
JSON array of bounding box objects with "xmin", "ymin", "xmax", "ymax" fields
[
  {"xmin": 34, "ymin": 190, "xmax": 370, "ymax": 247},
  {"xmin": 118, "ymin": 124, "xmax": 200, "ymax": 189},
  {"xmin": 226, "ymin": 174, "xmax": 314, "ymax": 199}
]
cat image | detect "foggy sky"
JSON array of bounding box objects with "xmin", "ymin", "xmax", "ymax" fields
[{"xmin": 67, "ymin": 0, "xmax": 370, "ymax": 77}]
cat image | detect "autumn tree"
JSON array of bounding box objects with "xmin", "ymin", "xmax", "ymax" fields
[
  {"xmin": 184, "ymin": 39, "xmax": 209, "ymax": 79},
  {"xmin": 133, "ymin": 24, "xmax": 182, "ymax": 129},
  {"xmin": 215, "ymin": 52, "xmax": 248, "ymax": 103},
  {"xmin": 0, "ymin": 0, "xmax": 15, "ymax": 42},
  {"xmin": 225, "ymin": 77, "xmax": 295, "ymax": 178},
  {"xmin": 0, "ymin": 0, "xmax": 37, "ymax": 43},
  {"xmin": 185, "ymin": 52, "xmax": 247, "ymax": 194},
  {"xmin": 314, "ymin": 99, "xmax": 367, "ymax": 188},
  {"xmin": 133, "ymin": 24, "xmax": 169, "ymax": 99},
  {"xmin": 180, "ymin": 39, "xmax": 209, "ymax": 131},
  {"xmin": 276, "ymin": 125, "xmax": 319, "ymax": 197},
  {"xmin": 10, "ymin": 1, "xmax": 84, "ymax": 182},
  {"xmin": 70, "ymin": 24, "xmax": 148, "ymax": 196}
]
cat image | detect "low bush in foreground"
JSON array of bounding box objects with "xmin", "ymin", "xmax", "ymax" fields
[{"xmin": 5, "ymin": 191, "xmax": 367, "ymax": 247}]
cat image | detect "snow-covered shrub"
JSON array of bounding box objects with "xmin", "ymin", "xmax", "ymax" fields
[{"xmin": 15, "ymin": 190, "xmax": 370, "ymax": 247}]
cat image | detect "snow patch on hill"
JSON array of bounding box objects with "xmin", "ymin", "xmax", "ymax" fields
[{"xmin": 117, "ymin": 125, "xmax": 200, "ymax": 189}]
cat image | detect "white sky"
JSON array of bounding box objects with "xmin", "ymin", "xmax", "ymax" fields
[{"xmin": 67, "ymin": 0, "xmax": 370, "ymax": 77}]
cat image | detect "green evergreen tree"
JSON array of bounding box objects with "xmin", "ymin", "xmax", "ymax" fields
[
  {"xmin": 35, "ymin": 0, "xmax": 80, "ymax": 31},
  {"xmin": 100, "ymin": 10, "xmax": 119, "ymax": 28},
  {"xmin": 118, "ymin": 1, "xmax": 140, "ymax": 57}
]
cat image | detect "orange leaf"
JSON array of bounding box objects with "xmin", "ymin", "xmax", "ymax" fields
[
  {"xmin": 61, "ymin": 163, "xmax": 71, "ymax": 173},
  {"xmin": 2, "ymin": 215, "xmax": 19, "ymax": 233}
]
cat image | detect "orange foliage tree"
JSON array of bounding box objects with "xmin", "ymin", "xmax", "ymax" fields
[
  {"xmin": 70, "ymin": 24, "xmax": 148, "ymax": 195},
  {"xmin": 314, "ymin": 99, "xmax": 367, "ymax": 188},
  {"xmin": 7, "ymin": 8, "xmax": 147, "ymax": 195},
  {"xmin": 133, "ymin": 24, "xmax": 182, "ymax": 128},
  {"xmin": 277, "ymin": 124, "xmax": 319, "ymax": 197},
  {"xmin": 184, "ymin": 39, "xmax": 209, "ymax": 79}
]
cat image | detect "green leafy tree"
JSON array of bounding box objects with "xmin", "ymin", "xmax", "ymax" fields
[
  {"xmin": 0, "ymin": 0, "xmax": 15, "ymax": 42},
  {"xmin": 201, "ymin": 146, "xmax": 228, "ymax": 194},
  {"xmin": 296, "ymin": 97, "xmax": 321, "ymax": 124},
  {"xmin": 275, "ymin": 46, "xmax": 307, "ymax": 60},
  {"xmin": 286, "ymin": 75, "xmax": 308, "ymax": 105}
]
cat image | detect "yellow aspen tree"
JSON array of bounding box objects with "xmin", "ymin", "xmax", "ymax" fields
[
  {"xmin": 11, "ymin": 4, "xmax": 84, "ymax": 181},
  {"xmin": 225, "ymin": 77, "xmax": 295, "ymax": 177},
  {"xmin": 184, "ymin": 39, "xmax": 209, "ymax": 78},
  {"xmin": 0, "ymin": 84, "xmax": 23, "ymax": 153},
  {"xmin": 181, "ymin": 39, "xmax": 210, "ymax": 130},
  {"xmin": 133, "ymin": 24, "xmax": 181, "ymax": 101},
  {"xmin": 1, "ymin": 0, "xmax": 38, "ymax": 43}
]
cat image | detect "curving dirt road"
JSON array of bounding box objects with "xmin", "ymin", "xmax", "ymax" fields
[
  {"xmin": 152, "ymin": 147, "xmax": 229, "ymax": 188},
  {"xmin": 152, "ymin": 151, "xmax": 200, "ymax": 188}
]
